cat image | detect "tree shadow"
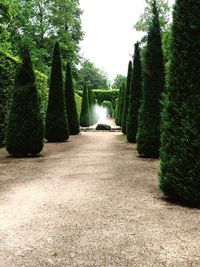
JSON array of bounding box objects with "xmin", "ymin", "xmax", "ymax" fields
[{"xmin": 160, "ymin": 195, "xmax": 200, "ymax": 210}]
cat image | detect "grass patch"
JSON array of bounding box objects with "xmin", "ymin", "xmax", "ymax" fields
[{"xmin": 116, "ymin": 134, "xmax": 126, "ymax": 142}]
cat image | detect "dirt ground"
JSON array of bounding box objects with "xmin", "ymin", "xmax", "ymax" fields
[{"xmin": 0, "ymin": 122, "xmax": 200, "ymax": 266}]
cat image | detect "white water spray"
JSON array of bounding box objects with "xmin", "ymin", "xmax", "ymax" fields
[{"xmin": 94, "ymin": 105, "xmax": 108, "ymax": 124}]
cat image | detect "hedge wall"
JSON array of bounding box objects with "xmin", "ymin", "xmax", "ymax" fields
[
  {"xmin": 76, "ymin": 89, "xmax": 119, "ymax": 108},
  {"xmin": 0, "ymin": 51, "xmax": 48, "ymax": 147}
]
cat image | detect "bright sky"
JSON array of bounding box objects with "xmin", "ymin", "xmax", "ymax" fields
[{"xmin": 79, "ymin": 0, "xmax": 175, "ymax": 82}]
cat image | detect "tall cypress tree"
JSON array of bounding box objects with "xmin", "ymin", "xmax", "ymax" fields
[
  {"xmin": 80, "ymin": 84, "xmax": 91, "ymax": 127},
  {"xmin": 122, "ymin": 61, "xmax": 132, "ymax": 134},
  {"xmin": 137, "ymin": 1, "xmax": 165, "ymax": 158},
  {"xmin": 127, "ymin": 43, "xmax": 142, "ymax": 143},
  {"xmin": 6, "ymin": 47, "xmax": 44, "ymax": 156},
  {"xmin": 115, "ymin": 87, "xmax": 122, "ymax": 126},
  {"xmin": 118, "ymin": 82, "xmax": 126, "ymax": 127},
  {"xmin": 88, "ymin": 87, "xmax": 96, "ymax": 126},
  {"xmin": 65, "ymin": 62, "xmax": 80, "ymax": 135},
  {"xmin": 159, "ymin": 0, "xmax": 200, "ymax": 204},
  {"xmin": 45, "ymin": 42, "xmax": 69, "ymax": 142}
]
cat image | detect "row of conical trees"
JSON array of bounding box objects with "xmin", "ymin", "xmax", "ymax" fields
[
  {"xmin": 80, "ymin": 84, "xmax": 98, "ymax": 127},
  {"xmin": 6, "ymin": 42, "xmax": 96, "ymax": 156},
  {"xmin": 116, "ymin": 0, "xmax": 200, "ymax": 205}
]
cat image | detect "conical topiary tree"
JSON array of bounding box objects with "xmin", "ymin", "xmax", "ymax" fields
[
  {"xmin": 126, "ymin": 42, "xmax": 142, "ymax": 143},
  {"xmin": 159, "ymin": 0, "xmax": 200, "ymax": 205},
  {"xmin": 65, "ymin": 62, "xmax": 80, "ymax": 135},
  {"xmin": 45, "ymin": 42, "xmax": 69, "ymax": 142},
  {"xmin": 88, "ymin": 87, "xmax": 96, "ymax": 126},
  {"xmin": 115, "ymin": 86, "xmax": 122, "ymax": 126},
  {"xmin": 80, "ymin": 84, "xmax": 91, "ymax": 127},
  {"xmin": 115, "ymin": 98, "xmax": 119, "ymax": 125},
  {"xmin": 118, "ymin": 82, "xmax": 126, "ymax": 127},
  {"xmin": 137, "ymin": 1, "xmax": 165, "ymax": 157},
  {"xmin": 122, "ymin": 61, "xmax": 132, "ymax": 134},
  {"xmin": 6, "ymin": 47, "xmax": 44, "ymax": 156}
]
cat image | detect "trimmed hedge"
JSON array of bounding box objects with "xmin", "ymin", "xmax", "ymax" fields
[
  {"xmin": 0, "ymin": 50, "xmax": 48, "ymax": 147},
  {"xmin": 76, "ymin": 89, "xmax": 119, "ymax": 109},
  {"xmin": 6, "ymin": 47, "xmax": 44, "ymax": 156},
  {"xmin": 45, "ymin": 42, "xmax": 69, "ymax": 142}
]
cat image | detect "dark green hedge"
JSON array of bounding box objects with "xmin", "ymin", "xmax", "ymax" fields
[
  {"xmin": 0, "ymin": 51, "xmax": 48, "ymax": 147},
  {"xmin": 76, "ymin": 89, "xmax": 119, "ymax": 108}
]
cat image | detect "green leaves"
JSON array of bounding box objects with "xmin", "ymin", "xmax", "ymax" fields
[
  {"xmin": 4, "ymin": 0, "xmax": 83, "ymax": 73},
  {"xmin": 6, "ymin": 47, "xmax": 44, "ymax": 156},
  {"xmin": 45, "ymin": 42, "xmax": 69, "ymax": 142},
  {"xmin": 137, "ymin": 1, "xmax": 165, "ymax": 158},
  {"xmin": 134, "ymin": 0, "xmax": 171, "ymax": 32},
  {"xmin": 159, "ymin": 0, "xmax": 200, "ymax": 205},
  {"xmin": 65, "ymin": 62, "xmax": 80, "ymax": 135}
]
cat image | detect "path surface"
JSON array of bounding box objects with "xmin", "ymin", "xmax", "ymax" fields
[{"xmin": 0, "ymin": 128, "xmax": 200, "ymax": 266}]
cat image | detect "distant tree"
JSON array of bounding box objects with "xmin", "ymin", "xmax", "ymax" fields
[
  {"xmin": 118, "ymin": 82, "xmax": 126, "ymax": 127},
  {"xmin": 115, "ymin": 87, "xmax": 122, "ymax": 125},
  {"xmin": 127, "ymin": 43, "xmax": 142, "ymax": 143},
  {"xmin": 122, "ymin": 61, "xmax": 132, "ymax": 134},
  {"xmin": 159, "ymin": 0, "xmax": 200, "ymax": 204},
  {"xmin": 65, "ymin": 62, "xmax": 80, "ymax": 135},
  {"xmin": 115, "ymin": 98, "xmax": 119, "ymax": 124},
  {"xmin": 134, "ymin": 0, "xmax": 171, "ymax": 32},
  {"xmin": 137, "ymin": 1, "xmax": 165, "ymax": 158},
  {"xmin": 6, "ymin": 47, "xmax": 44, "ymax": 156},
  {"xmin": 45, "ymin": 42, "xmax": 69, "ymax": 142},
  {"xmin": 80, "ymin": 84, "xmax": 91, "ymax": 127},
  {"xmin": 77, "ymin": 59, "xmax": 110, "ymax": 90},
  {"xmin": 112, "ymin": 74, "xmax": 126, "ymax": 89},
  {"xmin": 7, "ymin": 0, "xmax": 84, "ymax": 73},
  {"xmin": 0, "ymin": 1, "xmax": 17, "ymax": 51}
]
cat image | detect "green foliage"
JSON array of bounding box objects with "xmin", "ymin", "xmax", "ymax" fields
[
  {"xmin": 134, "ymin": 0, "xmax": 171, "ymax": 32},
  {"xmin": 76, "ymin": 89, "xmax": 119, "ymax": 109},
  {"xmin": 0, "ymin": 50, "xmax": 17, "ymax": 146},
  {"xmin": 45, "ymin": 42, "xmax": 69, "ymax": 142},
  {"xmin": 115, "ymin": 89, "xmax": 121, "ymax": 125},
  {"xmin": 114, "ymin": 99, "xmax": 119, "ymax": 121},
  {"xmin": 93, "ymin": 89, "xmax": 119, "ymax": 108},
  {"xmin": 77, "ymin": 59, "xmax": 110, "ymax": 90},
  {"xmin": 159, "ymin": 0, "xmax": 200, "ymax": 204},
  {"xmin": 127, "ymin": 43, "xmax": 142, "ymax": 143},
  {"xmin": 102, "ymin": 101, "xmax": 113, "ymax": 117},
  {"xmin": 35, "ymin": 70, "xmax": 49, "ymax": 119},
  {"xmin": 88, "ymin": 87, "xmax": 97, "ymax": 125},
  {"xmin": 5, "ymin": 0, "xmax": 83, "ymax": 73},
  {"xmin": 122, "ymin": 61, "xmax": 132, "ymax": 134},
  {"xmin": 162, "ymin": 24, "xmax": 172, "ymax": 87},
  {"xmin": 65, "ymin": 62, "xmax": 80, "ymax": 135},
  {"xmin": 137, "ymin": 1, "xmax": 165, "ymax": 158},
  {"xmin": 0, "ymin": 0, "xmax": 17, "ymax": 51},
  {"xmin": 6, "ymin": 47, "xmax": 44, "ymax": 156},
  {"xmin": 0, "ymin": 50, "xmax": 48, "ymax": 147},
  {"xmin": 80, "ymin": 84, "xmax": 91, "ymax": 127},
  {"xmin": 118, "ymin": 83, "xmax": 126, "ymax": 127},
  {"xmin": 112, "ymin": 74, "xmax": 126, "ymax": 89},
  {"xmin": 75, "ymin": 93, "xmax": 82, "ymax": 118}
]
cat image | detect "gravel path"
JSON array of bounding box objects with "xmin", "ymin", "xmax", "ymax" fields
[{"xmin": 0, "ymin": 129, "xmax": 200, "ymax": 266}]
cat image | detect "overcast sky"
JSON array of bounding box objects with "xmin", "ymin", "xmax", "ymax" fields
[{"xmin": 79, "ymin": 0, "xmax": 175, "ymax": 82}]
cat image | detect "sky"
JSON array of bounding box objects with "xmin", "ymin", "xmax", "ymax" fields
[{"xmin": 79, "ymin": 0, "xmax": 174, "ymax": 82}]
